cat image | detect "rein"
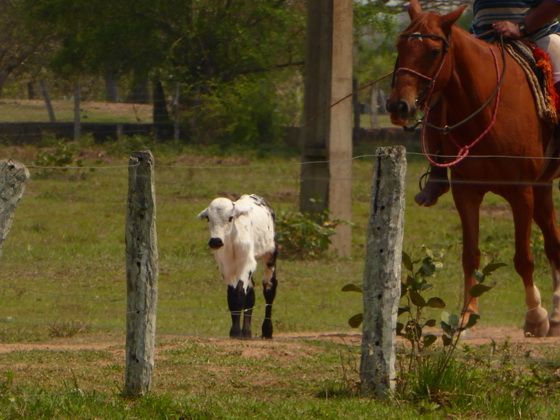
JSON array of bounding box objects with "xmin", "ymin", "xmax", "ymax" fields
[
  {"xmin": 422, "ymin": 47, "xmax": 502, "ymax": 167},
  {"xmin": 395, "ymin": 31, "xmax": 507, "ymax": 167}
]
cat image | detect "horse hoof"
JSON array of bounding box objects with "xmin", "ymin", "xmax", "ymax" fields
[
  {"xmin": 524, "ymin": 307, "xmax": 549, "ymax": 337},
  {"xmin": 547, "ymin": 320, "xmax": 560, "ymax": 337}
]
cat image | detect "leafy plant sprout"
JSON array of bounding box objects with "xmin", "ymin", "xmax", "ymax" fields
[{"xmin": 343, "ymin": 246, "xmax": 504, "ymax": 399}]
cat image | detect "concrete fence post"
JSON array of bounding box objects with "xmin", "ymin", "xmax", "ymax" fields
[
  {"xmin": 360, "ymin": 146, "xmax": 406, "ymax": 398},
  {"xmin": 0, "ymin": 160, "xmax": 30, "ymax": 261},
  {"xmin": 125, "ymin": 150, "xmax": 159, "ymax": 396}
]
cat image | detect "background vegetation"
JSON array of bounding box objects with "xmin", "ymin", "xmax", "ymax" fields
[{"xmin": 0, "ymin": 1, "xmax": 476, "ymax": 148}]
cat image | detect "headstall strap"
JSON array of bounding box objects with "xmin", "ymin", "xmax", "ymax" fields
[
  {"xmin": 393, "ymin": 31, "xmax": 451, "ymax": 110},
  {"xmin": 400, "ymin": 32, "xmax": 451, "ymax": 54}
]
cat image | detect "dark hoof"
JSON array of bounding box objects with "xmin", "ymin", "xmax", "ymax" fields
[
  {"xmin": 262, "ymin": 320, "xmax": 273, "ymax": 339},
  {"xmin": 229, "ymin": 326, "xmax": 242, "ymax": 339}
]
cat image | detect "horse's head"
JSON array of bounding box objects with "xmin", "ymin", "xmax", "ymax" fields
[{"xmin": 386, "ymin": 0, "xmax": 467, "ymax": 126}]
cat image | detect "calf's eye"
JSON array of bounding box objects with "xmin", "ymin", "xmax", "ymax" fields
[{"xmin": 228, "ymin": 216, "xmax": 234, "ymax": 222}]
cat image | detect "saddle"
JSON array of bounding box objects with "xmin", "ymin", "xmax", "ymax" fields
[
  {"xmin": 505, "ymin": 40, "xmax": 559, "ymax": 126},
  {"xmin": 505, "ymin": 40, "xmax": 560, "ymax": 181}
]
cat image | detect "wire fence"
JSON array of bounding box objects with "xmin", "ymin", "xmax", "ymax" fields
[{"xmin": 1, "ymin": 150, "xmax": 560, "ymax": 360}]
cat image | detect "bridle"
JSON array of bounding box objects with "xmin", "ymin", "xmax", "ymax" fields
[
  {"xmin": 393, "ymin": 30, "xmax": 507, "ymax": 167},
  {"xmin": 392, "ymin": 32, "xmax": 451, "ymax": 109}
]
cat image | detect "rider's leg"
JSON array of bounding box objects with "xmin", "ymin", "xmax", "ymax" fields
[
  {"xmin": 415, "ymin": 97, "xmax": 450, "ymax": 207},
  {"xmin": 414, "ymin": 139, "xmax": 450, "ymax": 207}
]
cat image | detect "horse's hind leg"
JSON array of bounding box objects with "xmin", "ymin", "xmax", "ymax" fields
[
  {"xmin": 261, "ymin": 248, "xmax": 278, "ymax": 339},
  {"xmin": 505, "ymin": 187, "xmax": 549, "ymax": 337},
  {"xmin": 532, "ymin": 184, "xmax": 560, "ymax": 336}
]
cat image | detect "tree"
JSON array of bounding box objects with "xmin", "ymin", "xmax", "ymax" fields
[
  {"xmin": 21, "ymin": 0, "xmax": 306, "ymax": 145},
  {"xmin": 0, "ymin": 0, "xmax": 55, "ymax": 97},
  {"xmin": 378, "ymin": 0, "xmax": 473, "ymax": 12}
]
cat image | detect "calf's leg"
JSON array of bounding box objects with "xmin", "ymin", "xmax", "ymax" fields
[
  {"xmin": 228, "ymin": 280, "xmax": 246, "ymax": 338},
  {"xmin": 261, "ymin": 250, "xmax": 278, "ymax": 339},
  {"xmin": 241, "ymin": 282, "xmax": 255, "ymax": 339}
]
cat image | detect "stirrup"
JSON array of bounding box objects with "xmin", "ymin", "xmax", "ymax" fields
[{"xmin": 418, "ymin": 167, "xmax": 432, "ymax": 191}]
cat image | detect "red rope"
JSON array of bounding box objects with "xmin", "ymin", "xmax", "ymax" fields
[{"xmin": 421, "ymin": 47, "xmax": 502, "ymax": 168}]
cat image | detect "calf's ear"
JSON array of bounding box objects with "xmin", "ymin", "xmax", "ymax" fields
[
  {"xmin": 197, "ymin": 208, "xmax": 209, "ymax": 219},
  {"xmin": 232, "ymin": 203, "xmax": 250, "ymax": 219}
]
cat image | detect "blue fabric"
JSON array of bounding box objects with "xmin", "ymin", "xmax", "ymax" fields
[{"xmin": 471, "ymin": 0, "xmax": 560, "ymax": 41}]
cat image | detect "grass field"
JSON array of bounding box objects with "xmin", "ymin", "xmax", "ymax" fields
[
  {"xmin": 0, "ymin": 99, "xmax": 153, "ymax": 123},
  {"xmin": 1, "ymin": 136, "xmax": 560, "ymax": 417}
]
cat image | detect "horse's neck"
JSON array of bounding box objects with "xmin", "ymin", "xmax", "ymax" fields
[{"xmin": 442, "ymin": 28, "xmax": 500, "ymax": 120}]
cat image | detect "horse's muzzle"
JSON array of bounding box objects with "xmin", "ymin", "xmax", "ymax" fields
[{"xmin": 386, "ymin": 97, "xmax": 416, "ymax": 127}]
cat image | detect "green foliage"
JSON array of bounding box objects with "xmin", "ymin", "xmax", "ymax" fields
[
  {"xmin": 189, "ymin": 78, "xmax": 288, "ymax": 148},
  {"xmin": 276, "ymin": 208, "xmax": 344, "ymax": 259},
  {"xmin": 33, "ymin": 141, "xmax": 79, "ymax": 168},
  {"xmin": 398, "ymin": 248, "xmax": 447, "ymax": 353},
  {"xmin": 342, "ymin": 246, "xmax": 505, "ymax": 406}
]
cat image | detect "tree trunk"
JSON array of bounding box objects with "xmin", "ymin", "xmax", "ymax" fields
[
  {"xmin": 73, "ymin": 84, "xmax": 81, "ymax": 141},
  {"xmin": 104, "ymin": 75, "xmax": 119, "ymax": 102},
  {"xmin": 153, "ymin": 80, "xmax": 170, "ymax": 125},
  {"xmin": 39, "ymin": 80, "xmax": 56, "ymax": 122}
]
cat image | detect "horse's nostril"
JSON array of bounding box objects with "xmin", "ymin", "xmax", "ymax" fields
[
  {"xmin": 397, "ymin": 100, "xmax": 409, "ymax": 116},
  {"xmin": 387, "ymin": 98, "xmax": 412, "ymax": 116},
  {"xmin": 385, "ymin": 98, "xmax": 393, "ymax": 113}
]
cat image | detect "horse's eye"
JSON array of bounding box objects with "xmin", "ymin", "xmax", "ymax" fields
[{"xmin": 431, "ymin": 48, "xmax": 441, "ymax": 57}]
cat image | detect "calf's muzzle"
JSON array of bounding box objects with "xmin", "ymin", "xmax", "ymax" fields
[{"xmin": 208, "ymin": 237, "xmax": 224, "ymax": 249}]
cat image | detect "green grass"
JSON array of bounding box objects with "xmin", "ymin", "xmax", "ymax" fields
[
  {"xmin": 0, "ymin": 141, "xmax": 555, "ymax": 336},
  {"xmin": 1, "ymin": 138, "xmax": 560, "ymax": 417}
]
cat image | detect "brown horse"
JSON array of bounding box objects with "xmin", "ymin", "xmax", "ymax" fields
[{"xmin": 387, "ymin": 0, "xmax": 560, "ymax": 337}]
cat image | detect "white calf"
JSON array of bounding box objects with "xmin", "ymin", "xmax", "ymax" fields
[{"xmin": 198, "ymin": 194, "xmax": 278, "ymax": 339}]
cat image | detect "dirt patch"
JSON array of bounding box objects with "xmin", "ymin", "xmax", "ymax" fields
[{"xmin": 0, "ymin": 327, "xmax": 556, "ymax": 356}]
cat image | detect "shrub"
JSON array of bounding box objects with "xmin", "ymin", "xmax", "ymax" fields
[{"xmin": 276, "ymin": 208, "xmax": 343, "ymax": 259}]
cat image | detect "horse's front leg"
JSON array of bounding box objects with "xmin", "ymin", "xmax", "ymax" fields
[
  {"xmin": 505, "ymin": 187, "xmax": 549, "ymax": 337},
  {"xmin": 451, "ymin": 184, "xmax": 484, "ymax": 320}
]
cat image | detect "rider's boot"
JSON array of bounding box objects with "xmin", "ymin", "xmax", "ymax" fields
[{"xmin": 414, "ymin": 162, "xmax": 450, "ymax": 207}]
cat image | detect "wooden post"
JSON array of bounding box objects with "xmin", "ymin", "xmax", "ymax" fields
[
  {"xmin": 0, "ymin": 160, "xmax": 30, "ymax": 260},
  {"xmin": 360, "ymin": 146, "xmax": 406, "ymax": 398},
  {"xmin": 300, "ymin": 0, "xmax": 353, "ymax": 256},
  {"xmin": 125, "ymin": 150, "xmax": 159, "ymax": 396}
]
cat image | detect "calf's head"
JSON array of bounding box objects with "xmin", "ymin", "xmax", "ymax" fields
[{"xmin": 198, "ymin": 197, "xmax": 248, "ymax": 250}]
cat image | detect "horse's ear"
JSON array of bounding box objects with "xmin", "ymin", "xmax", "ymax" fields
[
  {"xmin": 440, "ymin": 5, "xmax": 468, "ymax": 32},
  {"xmin": 408, "ymin": 0, "xmax": 423, "ymax": 20}
]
